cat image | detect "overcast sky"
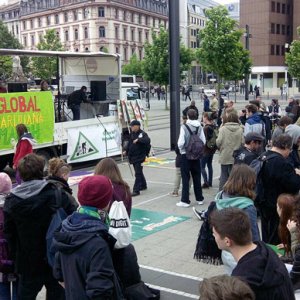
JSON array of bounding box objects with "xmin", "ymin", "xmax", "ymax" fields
[
  {"xmin": 214, "ymin": 0, "xmax": 236, "ymax": 4},
  {"xmin": 0, "ymin": 0, "xmax": 7, "ymax": 5}
]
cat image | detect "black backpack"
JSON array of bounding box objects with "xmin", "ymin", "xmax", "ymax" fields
[
  {"xmin": 184, "ymin": 124, "xmax": 205, "ymax": 160},
  {"xmin": 249, "ymin": 153, "xmax": 278, "ymax": 206}
]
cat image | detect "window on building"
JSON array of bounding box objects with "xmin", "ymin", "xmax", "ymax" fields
[
  {"xmin": 131, "ymin": 29, "xmax": 134, "ymax": 41},
  {"xmin": 23, "ymin": 21, "xmax": 26, "ymax": 30},
  {"xmin": 271, "ymin": 23, "xmax": 275, "ymax": 34},
  {"xmin": 276, "ymin": 23, "xmax": 280, "ymax": 34},
  {"xmin": 271, "ymin": 1, "xmax": 275, "ymax": 12},
  {"xmin": 124, "ymin": 48, "xmax": 127, "ymax": 61},
  {"xmin": 281, "ymin": 45, "xmax": 285, "ymax": 56},
  {"xmin": 276, "ymin": 45, "xmax": 280, "ymax": 55},
  {"xmin": 55, "ymin": 14, "xmax": 59, "ymax": 24},
  {"xmin": 65, "ymin": 30, "xmax": 69, "ymax": 41},
  {"xmin": 115, "ymin": 9, "xmax": 118, "ymax": 19},
  {"xmin": 116, "ymin": 47, "xmax": 119, "ymax": 53},
  {"xmin": 282, "ymin": 24, "xmax": 286, "ymax": 35},
  {"xmin": 132, "ymin": 47, "xmax": 135, "ymax": 55},
  {"xmin": 123, "ymin": 28, "xmax": 127, "ymax": 40},
  {"xmin": 145, "ymin": 16, "xmax": 148, "ymax": 25},
  {"xmin": 287, "ymin": 4, "xmax": 290, "ymax": 14},
  {"xmin": 73, "ymin": 11, "xmax": 77, "ymax": 21},
  {"xmin": 64, "ymin": 12, "xmax": 68, "ymax": 22},
  {"xmin": 123, "ymin": 10, "xmax": 126, "ymax": 21},
  {"xmin": 98, "ymin": 7, "xmax": 105, "ymax": 17},
  {"xmin": 74, "ymin": 28, "xmax": 78, "ymax": 40},
  {"xmin": 47, "ymin": 16, "xmax": 50, "ymax": 26},
  {"xmin": 99, "ymin": 26, "xmax": 105, "ymax": 38},
  {"xmin": 271, "ymin": 44, "xmax": 275, "ymax": 55},
  {"xmin": 38, "ymin": 18, "xmax": 41, "ymax": 27},
  {"xmin": 115, "ymin": 27, "xmax": 119, "ymax": 39},
  {"xmin": 39, "ymin": 34, "xmax": 42, "ymax": 43},
  {"xmin": 138, "ymin": 14, "xmax": 142, "ymax": 24},
  {"xmin": 287, "ymin": 25, "xmax": 291, "ymax": 35},
  {"xmin": 23, "ymin": 36, "xmax": 27, "ymax": 46},
  {"xmin": 84, "ymin": 27, "xmax": 88, "ymax": 39},
  {"xmin": 85, "ymin": 47, "xmax": 89, "ymax": 52},
  {"xmin": 56, "ymin": 31, "xmax": 59, "ymax": 38},
  {"xmin": 276, "ymin": 2, "xmax": 280, "ymax": 13},
  {"xmin": 282, "ymin": 3, "xmax": 286, "ymax": 14},
  {"xmin": 138, "ymin": 30, "xmax": 142, "ymax": 42},
  {"xmin": 16, "ymin": 24, "xmax": 18, "ymax": 34},
  {"xmin": 131, "ymin": 13, "xmax": 134, "ymax": 23},
  {"xmin": 30, "ymin": 19, "xmax": 33, "ymax": 29},
  {"xmin": 152, "ymin": 18, "xmax": 155, "ymax": 27},
  {"xmin": 139, "ymin": 49, "xmax": 142, "ymax": 60},
  {"xmin": 145, "ymin": 31, "xmax": 149, "ymax": 41},
  {"xmin": 83, "ymin": 8, "xmax": 88, "ymax": 19},
  {"xmin": 31, "ymin": 35, "xmax": 35, "ymax": 46}
]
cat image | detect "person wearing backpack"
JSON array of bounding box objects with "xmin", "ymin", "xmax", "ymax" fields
[
  {"xmin": 177, "ymin": 109, "xmax": 206, "ymax": 207},
  {"xmin": 258, "ymin": 134, "xmax": 300, "ymax": 245},
  {"xmin": 233, "ymin": 132, "xmax": 264, "ymax": 165},
  {"xmin": 123, "ymin": 120, "xmax": 151, "ymax": 197},
  {"xmin": 216, "ymin": 112, "xmax": 244, "ymax": 191},
  {"xmin": 53, "ymin": 175, "xmax": 124, "ymax": 300},
  {"xmin": 3, "ymin": 153, "xmax": 77, "ymax": 300},
  {"xmin": 0, "ymin": 173, "xmax": 17, "ymax": 300},
  {"xmin": 201, "ymin": 112, "xmax": 218, "ymax": 189}
]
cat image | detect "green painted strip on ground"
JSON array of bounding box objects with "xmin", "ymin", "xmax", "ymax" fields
[{"xmin": 131, "ymin": 208, "xmax": 190, "ymax": 241}]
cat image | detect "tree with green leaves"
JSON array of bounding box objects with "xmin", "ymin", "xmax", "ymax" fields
[
  {"xmin": 31, "ymin": 29, "xmax": 64, "ymax": 82},
  {"xmin": 196, "ymin": 6, "xmax": 251, "ymax": 92},
  {"xmin": 142, "ymin": 27, "xmax": 194, "ymax": 108},
  {"xmin": 122, "ymin": 54, "xmax": 143, "ymax": 75},
  {"xmin": 0, "ymin": 21, "xmax": 28, "ymax": 79},
  {"xmin": 286, "ymin": 28, "xmax": 300, "ymax": 81}
]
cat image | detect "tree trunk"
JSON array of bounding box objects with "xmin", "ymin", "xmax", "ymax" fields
[{"xmin": 234, "ymin": 80, "xmax": 237, "ymax": 103}]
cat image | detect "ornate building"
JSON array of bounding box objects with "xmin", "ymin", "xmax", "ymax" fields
[{"xmin": 3, "ymin": 0, "xmax": 168, "ymax": 64}]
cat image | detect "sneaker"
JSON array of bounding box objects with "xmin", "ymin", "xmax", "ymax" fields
[
  {"xmin": 176, "ymin": 201, "xmax": 190, "ymax": 207},
  {"xmin": 197, "ymin": 200, "xmax": 204, "ymax": 205},
  {"xmin": 202, "ymin": 183, "xmax": 209, "ymax": 189},
  {"xmin": 169, "ymin": 192, "xmax": 179, "ymax": 197},
  {"xmin": 192, "ymin": 207, "xmax": 203, "ymax": 221}
]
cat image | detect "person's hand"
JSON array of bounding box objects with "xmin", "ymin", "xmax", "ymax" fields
[
  {"xmin": 122, "ymin": 151, "xmax": 127, "ymax": 156},
  {"xmin": 295, "ymin": 168, "xmax": 300, "ymax": 176},
  {"xmin": 133, "ymin": 139, "xmax": 138, "ymax": 144},
  {"xmin": 287, "ymin": 219, "xmax": 297, "ymax": 232},
  {"xmin": 59, "ymin": 282, "xmax": 65, "ymax": 289},
  {"xmin": 12, "ymin": 165, "xmax": 16, "ymax": 170},
  {"xmin": 277, "ymin": 243, "xmax": 284, "ymax": 249}
]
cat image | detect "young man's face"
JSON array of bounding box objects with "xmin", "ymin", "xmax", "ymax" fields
[
  {"xmin": 249, "ymin": 140, "xmax": 262, "ymax": 152},
  {"xmin": 212, "ymin": 227, "xmax": 229, "ymax": 251},
  {"xmin": 131, "ymin": 125, "xmax": 140, "ymax": 133}
]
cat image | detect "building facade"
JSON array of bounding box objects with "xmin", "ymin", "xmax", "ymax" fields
[
  {"xmin": 1, "ymin": 0, "xmax": 168, "ymax": 64},
  {"xmin": 240, "ymin": 0, "xmax": 300, "ymax": 94},
  {"xmin": 179, "ymin": 0, "xmax": 219, "ymax": 85}
]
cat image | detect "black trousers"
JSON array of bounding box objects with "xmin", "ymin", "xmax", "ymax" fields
[
  {"xmin": 18, "ymin": 270, "xmax": 65, "ymax": 300},
  {"xmin": 133, "ymin": 162, "xmax": 147, "ymax": 192},
  {"xmin": 71, "ymin": 105, "xmax": 80, "ymax": 120},
  {"xmin": 180, "ymin": 155, "xmax": 203, "ymax": 204},
  {"xmin": 260, "ymin": 207, "xmax": 280, "ymax": 245}
]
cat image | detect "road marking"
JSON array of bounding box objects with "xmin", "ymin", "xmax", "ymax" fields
[
  {"xmin": 146, "ymin": 284, "xmax": 199, "ymax": 299},
  {"xmin": 133, "ymin": 193, "xmax": 170, "ymax": 207},
  {"xmin": 140, "ymin": 265, "xmax": 203, "ymax": 281}
]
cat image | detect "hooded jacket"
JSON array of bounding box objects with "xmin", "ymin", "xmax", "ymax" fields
[
  {"xmin": 285, "ymin": 124, "xmax": 300, "ymax": 168},
  {"xmin": 3, "ymin": 180, "xmax": 77, "ymax": 276},
  {"xmin": 178, "ymin": 119, "xmax": 206, "ymax": 155},
  {"xmin": 232, "ymin": 241, "xmax": 295, "ymax": 300},
  {"xmin": 13, "ymin": 132, "xmax": 36, "ymax": 168},
  {"xmin": 215, "ymin": 192, "xmax": 260, "ymax": 242},
  {"xmin": 216, "ymin": 122, "xmax": 244, "ymax": 164},
  {"xmin": 244, "ymin": 113, "xmax": 265, "ymax": 137},
  {"xmin": 53, "ymin": 212, "xmax": 123, "ymax": 300}
]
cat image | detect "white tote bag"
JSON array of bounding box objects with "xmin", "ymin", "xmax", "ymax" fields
[{"xmin": 109, "ymin": 201, "xmax": 132, "ymax": 249}]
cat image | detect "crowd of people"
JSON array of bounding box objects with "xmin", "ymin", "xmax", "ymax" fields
[{"xmin": 3, "ymin": 89, "xmax": 300, "ymax": 299}]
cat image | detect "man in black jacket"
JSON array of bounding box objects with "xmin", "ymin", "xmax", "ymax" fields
[
  {"xmin": 211, "ymin": 208, "xmax": 295, "ymax": 300},
  {"xmin": 260, "ymin": 134, "xmax": 300, "ymax": 244},
  {"xmin": 124, "ymin": 120, "xmax": 151, "ymax": 197},
  {"xmin": 182, "ymin": 100, "xmax": 199, "ymax": 119},
  {"xmin": 68, "ymin": 85, "xmax": 88, "ymax": 120},
  {"xmin": 233, "ymin": 132, "xmax": 264, "ymax": 165},
  {"xmin": 4, "ymin": 153, "xmax": 77, "ymax": 299}
]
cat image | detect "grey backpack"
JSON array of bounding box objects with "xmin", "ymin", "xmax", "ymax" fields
[{"xmin": 184, "ymin": 124, "xmax": 205, "ymax": 160}]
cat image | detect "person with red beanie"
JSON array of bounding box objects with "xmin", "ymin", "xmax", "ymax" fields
[{"xmin": 53, "ymin": 175, "xmax": 124, "ymax": 300}]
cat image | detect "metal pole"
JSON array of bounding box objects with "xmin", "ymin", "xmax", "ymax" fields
[
  {"xmin": 169, "ymin": 0, "xmax": 181, "ymax": 151},
  {"xmin": 245, "ymin": 24, "xmax": 250, "ymax": 101}
]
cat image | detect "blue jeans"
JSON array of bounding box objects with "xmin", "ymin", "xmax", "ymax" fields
[
  {"xmin": 201, "ymin": 154, "xmax": 214, "ymax": 186},
  {"xmin": 0, "ymin": 281, "xmax": 18, "ymax": 300}
]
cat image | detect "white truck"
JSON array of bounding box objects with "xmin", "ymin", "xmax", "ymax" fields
[{"xmin": 0, "ymin": 49, "xmax": 143, "ymax": 170}]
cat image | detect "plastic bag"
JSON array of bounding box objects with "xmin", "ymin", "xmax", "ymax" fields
[{"xmin": 109, "ymin": 201, "xmax": 131, "ymax": 249}]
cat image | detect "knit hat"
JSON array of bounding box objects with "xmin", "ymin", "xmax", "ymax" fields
[
  {"xmin": 130, "ymin": 120, "xmax": 141, "ymax": 127},
  {"xmin": 77, "ymin": 175, "xmax": 113, "ymax": 209},
  {"xmin": 0, "ymin": 173, "xmax": 12, "ymax": 194}
]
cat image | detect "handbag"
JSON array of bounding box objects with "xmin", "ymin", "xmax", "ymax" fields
[{"xmin": 109, "ymin": 201, "xmax": 132, "ymax": 249}]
